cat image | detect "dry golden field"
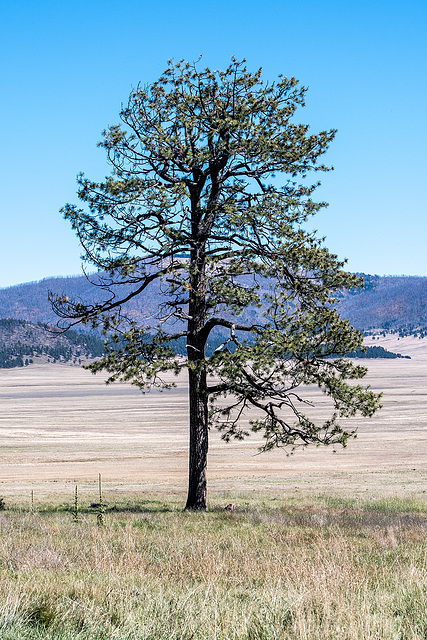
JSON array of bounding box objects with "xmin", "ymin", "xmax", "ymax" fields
[
  {"xmin": 0, "ymin": 334, "xmax": 426, "ymax": 506},
  {"xmin": 0, "ymin": 336, "xmax": 426, "ymax": 640}
]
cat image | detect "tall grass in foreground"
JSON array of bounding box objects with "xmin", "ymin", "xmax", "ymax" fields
[{"xmin": 0, "ymin": 495, "xmax": 426, "ymax": 639}]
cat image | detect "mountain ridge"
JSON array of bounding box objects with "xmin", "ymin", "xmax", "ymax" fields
[
  {"xmin": 0, "ymin": 272, "xmax": 426, "ymax": 336},
  {"xmin": 0, "ymin": 318, "xmax": 105, "ymax": 368}
]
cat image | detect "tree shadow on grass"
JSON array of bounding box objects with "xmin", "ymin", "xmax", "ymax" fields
[{"xmin": 105, "ymin": 501, "xmax": 175, "ymax": 514}]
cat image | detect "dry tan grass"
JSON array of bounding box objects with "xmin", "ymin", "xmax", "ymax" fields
[
  {"xmin": 0, "ymin": 340, "xmax": 426, "ymax": 504},
  {"xmin": 0, "ymin": 338, "xmax": 425, "ymax": 638},
  {"xmin": 0, "ymin": 497, "xmax": 426, "ymax": 639}
]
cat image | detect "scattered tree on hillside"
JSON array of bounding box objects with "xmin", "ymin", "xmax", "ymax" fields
[
  {"xmin": 0, "ymin": 319, "xmax": 105, "ymax": 367},
  {"xmin": 51, "ymin": 58, "xmax": 381, "ymax": 510}
]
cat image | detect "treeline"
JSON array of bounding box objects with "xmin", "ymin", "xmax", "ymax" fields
[
  {"xmin": 125, "ymin": 334, "xmax": 407, "ymax": 360},
  {"xmin": 365, "ymin": 327, "xmax": 427, "ymax": 339},
  {"xmin": 348, "ymin": 345, "xmax": 410, "ymax": 360},
  {"xmin": 0, "ymin": 319, "xmax": 105, "ymax": 368},
  {"xmin": 60, "ymin": 328, "xmax": 106, "ymax": 357},
  {"xmin": 0, "ymin": 316, "xmax": 411, "ymax": 370}
]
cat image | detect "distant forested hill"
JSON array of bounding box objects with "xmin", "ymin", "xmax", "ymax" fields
[
  {"xmin": 0, "ymin": 318, "xmax": 408, "ymax": 369},
  {"xmin": 0, "ymin": 275, "xmax": 159, "ymax": 327},
  {"xmin": 0, "ymin": 273, "xmax": 426, "ymax": 336},
  {"xmin": 339, "ymin": 274, "xmax": 427, "ymax": 336},
  {"xmin": 0, "ymin": 318, "xmax": 105, "ymax": 368}
]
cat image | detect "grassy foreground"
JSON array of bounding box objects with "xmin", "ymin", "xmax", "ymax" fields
[{"xmin": 0, "ymin": 494, "xmax": 426, "ymax": 640}]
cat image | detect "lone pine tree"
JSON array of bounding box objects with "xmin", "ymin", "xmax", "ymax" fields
[{"xmin": 52, "ymin": 59, "xmax": 381, "ymax": 510}]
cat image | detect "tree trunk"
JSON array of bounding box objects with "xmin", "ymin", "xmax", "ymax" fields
[
  {"xmin": 185, "ymin": 239, "xmax": 209, "ymax": 510},
  {"xmin": 185, "ymin": 364, "xmax": 209, "ymax": 510}
]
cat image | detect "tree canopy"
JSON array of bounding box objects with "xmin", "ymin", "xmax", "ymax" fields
[{"xmin": 52, "ymin": 58, "xmax": 382, "ymax": 510}]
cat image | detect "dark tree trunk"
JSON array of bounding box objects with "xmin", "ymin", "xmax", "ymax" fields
[
  {"xmin": 185, "ymin": 364, "xmax": 209, "ymax": 510},
  {"xmin": 185, "ymin": 239, "xmax": 209, "ymax": 510}
]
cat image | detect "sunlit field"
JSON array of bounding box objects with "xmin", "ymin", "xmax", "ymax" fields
[
  {"xmin": 1, "ymin": 337, "xmax": 426, "ymax": 503},
  {"xmin": 0, "ymin": 336, "xmax": 426, "ymax": 639},
  {"xmin": 0, "ymin": 495, "xmax": 426, "ymax": 640}
]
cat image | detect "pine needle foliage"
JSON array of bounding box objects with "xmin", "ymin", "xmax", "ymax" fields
[{"xmin": 51, "ymin": 58, "xmax": 381, "ymax": 509}]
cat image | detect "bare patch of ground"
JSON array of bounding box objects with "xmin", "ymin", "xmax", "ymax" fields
[{"xmin": 0, "ymin": 339, "xmax": 426, "ymax": 503}]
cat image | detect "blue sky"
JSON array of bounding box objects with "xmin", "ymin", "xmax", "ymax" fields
[{"xmin": 1, "ymin": 0, "xmax": 426, "ymax": 287}]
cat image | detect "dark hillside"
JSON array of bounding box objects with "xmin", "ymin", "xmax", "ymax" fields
[
  {"xmin": 0, "ymin": 317, "xmax": 407, "ymax": 368},
  {"xmin": 0, "ymin": 318, "xmax": 105, "ymax": 368},
  {"xmin": 339, "ymin": 275, "xmax": 427, "ymax": 335},
  {"xmin": 0, "ymin": 273, "xmax": 426, "ymax": 335},
  {"xmin": 0, "ymin": 275, "xmax": 161, "ymax": 327}
]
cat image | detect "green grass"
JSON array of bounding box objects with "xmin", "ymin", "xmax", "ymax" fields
[{"xmin": 0, "ymin": 494, "xmax": 426, "ymax": 639}]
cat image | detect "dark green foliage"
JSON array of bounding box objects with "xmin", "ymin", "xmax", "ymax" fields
[
  {"xmin": 64, "ymin": 327, "xmax": 106, "ymax": 356},
  {"xmin": 0, "ymin": 317, "xmax": 105, "ymax": 368},
  {"xmin": 52, "ymin": 59, "xmax": 382, "ymax": 507},
  {"xmin": 349, "ymin": 345, "xmax": 411, "ymax": 359},
  {"xmin": 26, "ymin": 600, "xmax": 56, "ymax": 628},
  {"xmin": 0, "ymin": 318, "xmax": 27, "ymax": 330}
]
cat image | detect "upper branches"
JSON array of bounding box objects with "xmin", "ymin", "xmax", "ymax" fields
[
  {"xmin": 101, "ymin": 58, "xmax": 335, "ymax": 188},
  {"xmin": 53, "ymin": 57, "xmax": 381, "ymax": 448},
  {"xmin": 57, "ymin": 58, "xmax": 340, "ymax": 330}
]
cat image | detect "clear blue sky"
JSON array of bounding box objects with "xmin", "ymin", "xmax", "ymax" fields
[{"xmin": 1, "ymin": 0, "xmax": 426, "ymax": 288}]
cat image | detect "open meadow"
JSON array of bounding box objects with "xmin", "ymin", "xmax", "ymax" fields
[
  {"xmin": 0, "ymin": 335, "xmax": 426, "ymax": 639},
  {"xmin": 1, "ymin": 334, "xmax": 426, "ymax": 503}
]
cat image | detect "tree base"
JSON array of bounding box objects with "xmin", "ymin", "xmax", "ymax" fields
[{"xmin": 184, "ymin": 501, "xmax": 207, "ymax": 511}]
